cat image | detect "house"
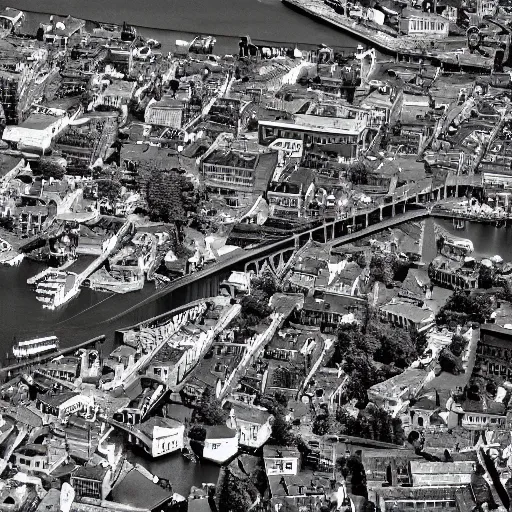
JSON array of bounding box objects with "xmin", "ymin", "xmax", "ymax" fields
[
  {"xmin": 36, "ymin": 392, "xmax": 94, "ymax": 420},
  {"xmin": 13, "ymin": 438, "xmax": 67, "ymax": 475},
  {"xmin": 399, "ymin": 11, "xmax": 449, "ymax": 38},
  {"xmin": 40, "ymin": 15, "xmax": 85, "ymax": 47},
  {"xmin": 380, "ymin": 300, "xmax": 435, "ymax": 333},
  {"xmin": 227, "ymin": 401, "xmax": 273, "ymax": 449},
  {"xmin": 3, "ymin": 105, "xmax": 78, "ymax": 153},
  {"xmin": 136, "ymin": 416, "xmax": 185, "ymax": 458},
  {"xmin": 71, "ymin": 464, "xmax": 113, "ymax": 500},
  {"xmin": 267, "ymin": 182, "xmax": 304, "ymax": 219},
  {"xmin": 93, "ymin": 80, "xmax": 136, "ymax": 110},
  {"xmin": 296, "ymin": 292, "xmax": 364, "ymax": 333},
  {"xmin": 459, "ymin": 398, "xmax": 507, "ymax": 429},
  {"xmin": 37, "ymin": 356, "xmax": 80, "ymax": 382},
  {"xmin": 203, "ymin": 425, "xmax": 239, "ymax": 464},
  {"xmin": 263, "ymin": 445, "xmax": 300, "ymax": 476},
  {"xmin": 367, "ymin": 367, "xmax": 431, "ymax": 414}
]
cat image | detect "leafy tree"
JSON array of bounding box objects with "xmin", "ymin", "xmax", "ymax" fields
[
  {"xmin": 215, "ymin": 468, "xmax": 255, "ymax": 512},
  {"xmin": 479, "ymin": 265, "xmax": 495, "ymax": 289},
  {"xmin": 188, "ymin": 425, "xmax": 207, "ymax": 441},
  {"xmin": 436, "ymin": 291, "xmax": 494, "ymax": 325},
  {"xmin": 337, "ymin": 407, "xmax": 404, "ymax": 445},
  {"xmin": 438, "ymin": 348, "xmax": 463, "ymax": 375},
  {"xmin": 373, "ymin": 325, "xmax": 419, "ymax": 368},
  {"xmin": 450, "ymin": 334, "xmax": 466, "ymax": 357},
  {"xmin": 337, "ymin": 455, "xmax": 368, "ymax": 497},
  {"xmin": 348, "ymin": 161, "xmax": 369, "ymax": 185},
  {"xmin": 192, "ymin": 386, "xmax": 227, "ymax": 426},
  {"xmin": 369, "ymin": 253, "xmax": 398, "ymax": 285},
  {"xmin": 257, "ymin": 394, "xmax": 296, "ymax": 446},
  {"xmin": 251, "ymin": 269, "xmax": 279, "ymax": 300},
  {"xmin": 312, "ymin": 414, "xmax": 342, "ymax": 436},
  {"xmin": 239, "ymin": 294, "xmax": 272, "ymax": 320},
  {"xmin": 96, "ymin": 179, "xmax": 122, "ymax": 202},
  {"xmin": 38, "ymin": 157, "xmax": 66, "ymax": 180}
]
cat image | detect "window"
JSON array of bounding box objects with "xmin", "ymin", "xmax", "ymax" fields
[
  {"xmin": 211, "ymin": 443, "xmax": 221, "ymax": 450},
  {"xmin": 285, "ymin": 462, "xmax": 293, "ymax": 470}
]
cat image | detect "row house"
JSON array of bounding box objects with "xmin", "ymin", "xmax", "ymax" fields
[
  {"xmin": 380, "ymin": 301, "xmax": 435, "ymax": 333},
  {"xmin": 476, "ymin": 324, "xmax": 512, "ymax": 379}
]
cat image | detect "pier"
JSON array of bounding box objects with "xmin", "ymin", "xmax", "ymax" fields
[{"xmin": 0, "ymin": 335, "xmax": 105, "ymax": 381}]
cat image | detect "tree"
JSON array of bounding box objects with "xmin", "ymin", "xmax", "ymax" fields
[
  {"xmin": 193, "ymin": 387, "xmax": 227, "ymax": 426},
  {"xmin": 436, "ymin": 291, "xmax": 494, "ymax": 325},
  {"xmin": 257, "ymin": 394, "xmax": 296, "ymax": 446},
  {"xmin": 449, "ymin": 334, "xmax": 466, "ymax": 357},
  {"xmin": 370, "ymin": 253, "xmax": 398, "ymax": 285},
  {"xmin": 438, "ymin": 348, "xmax": 463, "ymax": 375},
  {"xmin": 251, "ymin": 269, "xmax": 279, "ymax": 299},
  {"xmin": 215, "ymin": 468, "xmax": 256, "ymax": 512},
  {"xmin": 39, "ymin": 157, "xmax": 66, "ymax": 180},
  {"xmin": 96, "ymin": 179, "xmax": 122, "ymax": 202},
  {"xmin": 336, "ymin": 455, "xmax": 368, "ymax": 498},
  {"xmin": 479, "ymin": 265, "xmax": 495, "ymax": 289}
]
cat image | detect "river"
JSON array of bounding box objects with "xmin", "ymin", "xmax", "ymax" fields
[{"xmin": 2, "ymin": 0, "xmax": 363, "ymax": 55}]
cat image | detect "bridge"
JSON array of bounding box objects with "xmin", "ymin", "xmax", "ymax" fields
[{"xmin": 102, "ymin": 175, "xmax": 479, "ymax": 325}]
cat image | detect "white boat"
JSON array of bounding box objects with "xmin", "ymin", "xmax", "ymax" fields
[
  {"xmin": 32, "ymin": 270, "xmax": 81, "ymax": 309},
  {"xmin": 13, "ymin": 335, "xmax": 59, "ymax": 359}
]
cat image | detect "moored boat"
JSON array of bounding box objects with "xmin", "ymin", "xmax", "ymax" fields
[
  {"xmin": 13, "ymin": 335, "xmax": 59, "ymax": 359},
  {"xmin": 189, "ymin": 35, "xmax": 216, "ymax": 55}
]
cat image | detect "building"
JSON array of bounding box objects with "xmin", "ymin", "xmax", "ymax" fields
[
  {"xmin": 202, "ymin": 149, "xmax": 278, "ymax": 207},
  {"xmin": 3, "ymin": 105, "xmax": 80, "ymax": 153},
  {"xmin": 263, "ymin": 445, "xmax": 300, "ymax": 476},
  {"xmin": 93, "ymin": 80, "xmax": 136, "ymax": 110},
  {"xmin": 110, "ymin": 467, "xmax": 175, "ymax": 512},
  {"xmin": 227, "ymin": 401, "xmax": 273, "ymax": 449},
  {"xmin": 267, "ymin": 182, "xmax": 305, "ymax": 219},
  {"xmin": 203, "ymin": 425, "xmax": 239, "ymax": 464},
  {"xmin": 13, "ymin": 439, "xmax": 67, "ymax": 475},
  {"xmin": 296, "ymin": 292, "xmax": 364, "ymax": 333},
  {"xmin": 37, "ymin": 356, "xmax": 80, "ymax": 382},
  {"xmin": 380, "ymin": 301, "xmax": 435, "ymax": 333},
  {"xmin": 39, "ymin": 15, "xmax": 85, "ymax": 47},
  {"xmin": 258, "ymin": 104, "xmax": 373, "ymax": 163},
  {"xmin": 36, "ymin": 392, "xmax": 94, "ymax": 420},
  {"xmin": 476, "ymin": 324, "xmax": 512, "ymax": 380},
  {"xmin": 399, "ymin": 11, "xmax": 450, "ymax": 37},
  {"xmin": 71, "ymin": 465, "xmax": 112, "ymax": 500},
  {"xmin": 135, "ymin": 416, "xmax": 185, "ymax": 458}
]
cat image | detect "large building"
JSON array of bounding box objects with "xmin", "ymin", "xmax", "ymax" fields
[
  {"xmin": 202, "ymin": 149, "xmax": 278, "ymax": 207},
  {"xmin": 476, "ymin": 324, "xmax": 512, "ymax": 380}
]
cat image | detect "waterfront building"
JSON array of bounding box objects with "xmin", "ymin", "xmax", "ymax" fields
[
  {"xmin": 134, "ymin": 416, "xmax": 185, "ymax": 457},
  {"xmin": 398, "ymin": 11, "xmax": 450, "ymax": 38},
  {"xmin": 203, "ymin": 425, "xmax": 239, "ymax": 464},
  {"xmin": 37, "ymin": 356, "xmax": 80, "ymax": 382},
  {"xmin": 36, "ymin": 392, "xmax": 94, "ymax": 420},
  {"xmin": 39, "ymin": 15, "xmax": 85, "ymax": 48},
  {"xmin": 227, "ymin": 401, "xmax": 273, "ymax": 449}
]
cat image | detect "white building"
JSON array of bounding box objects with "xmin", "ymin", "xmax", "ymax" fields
[
  {"xmin": 203, "ymin": 425, "xmax": 238, "ymax": 464},
  {"xmin": 137, "ymin": 417, "xmax": 185, "ymax": 458},
  {"xmin": 263, "ymin": 445, "xmax": 300, "ymax": 476},
  {"xmin": 227, "ymin": 402, "xmax": 273, "ymax": 449}
]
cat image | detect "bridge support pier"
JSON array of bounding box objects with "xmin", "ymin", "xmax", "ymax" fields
[
  {"xmin": 365, "ymin": 213, "xmax": 369, "ymax": 228},
  {"xmin": 392, "ymin": 204, "xmax": 396, "ymax": 217},
  {"xmin": 379, "ymin": 207, "xmax": 383, "ymax": 222},
  {"xmin": 324, "ymin": 225, "xmax": 328, "ymax": 243}
]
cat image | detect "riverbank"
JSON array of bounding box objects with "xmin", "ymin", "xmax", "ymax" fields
[{"xmin": 5, "ymin": 0, "xmax": 362, "ymax": 55}]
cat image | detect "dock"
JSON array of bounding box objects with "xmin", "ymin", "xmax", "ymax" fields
[
  {"xmin": 0, "ymin": 335, "xmax": 105, "ymax": 380},
  {"xmin": 282, "ymin": 0, "xmax": 469, "ymax": 60}
]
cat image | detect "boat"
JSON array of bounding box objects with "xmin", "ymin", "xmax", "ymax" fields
[
  {"xmin": 189, "ymin": 35, "xmax": 216, "ymax": 55},
  {"xmin": 13, "ymin": 335, "xmax": 59, "ymax": 359},
  {"xmin": 121, "ymin": 21, "xmax": 136, "ymax": 42}
]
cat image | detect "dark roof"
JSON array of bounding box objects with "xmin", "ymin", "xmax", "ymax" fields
[
  {"xmin": 206, "ymin": 425, "xmax": 237, "ymax": 439},
  {"xmin": 72, "ymin": 465, "xmax": 109, "ymax": 481},
  {"xmin": 38, "ymin": 392, "xmax": 79, "ymax": 408},
  {"xmin": 111, "ymin": 468, "xmax": 173, "ymax": 510},
  {"xmin": 204, "ymin": 150, "xmax": 258, "ymax": 169},
  {"xmin": 227, "ymin": 402, "xmax": 272, "ymax": 424}
]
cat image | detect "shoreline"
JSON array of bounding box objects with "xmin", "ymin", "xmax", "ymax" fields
[{"xmin": 13, "ymin": 5, "xmax": 362, "ymax": 53}]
